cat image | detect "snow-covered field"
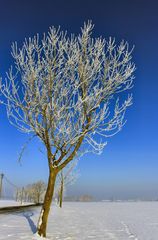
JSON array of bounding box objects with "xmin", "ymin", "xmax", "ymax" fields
[
  {"xmin": 0, "ymin": 200, "xmax": 32, "ymax": 207},
  {"xmin": 0, "ymin": 201, "xmax": 158, "ymax": 239}
]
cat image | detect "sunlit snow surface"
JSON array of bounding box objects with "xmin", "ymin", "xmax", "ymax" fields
[
  {"xmin": 0, "ymin": 200, "xmax": 31, "ymax": 207},
  {"xmin": 0, "ymin": 201, "xmax": 158, "ymax": 239}
]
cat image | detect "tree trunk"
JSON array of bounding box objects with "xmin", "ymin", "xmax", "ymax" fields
[
  {"xmin": 37, "ymin": 193, "xmax": 40, "ymax": 204},
  {"xmin": 37, "ymin": 168, "xmax": 57, "ymax": 237},
  {"xmin": 59, "ymin": 180, "xmax": 64, "ymax": 208}
]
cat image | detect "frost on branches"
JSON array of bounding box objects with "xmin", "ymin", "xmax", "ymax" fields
[
  {"xmin": 0, "ymin": 21, "xmax": 135, "ymax": 237},
  {"xmin": 0, "ymin": 21, "xmax": 135, "ymax": 160}
]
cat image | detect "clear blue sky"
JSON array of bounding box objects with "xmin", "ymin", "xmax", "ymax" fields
[{"xmin": 0, "ymin": 0, "xmax": 158, "ymax": 200}]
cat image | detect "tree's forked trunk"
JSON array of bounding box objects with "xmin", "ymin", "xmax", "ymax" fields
[{"xmin": 37, "ymin": 168, "xmax": 57, "ymax": 237}]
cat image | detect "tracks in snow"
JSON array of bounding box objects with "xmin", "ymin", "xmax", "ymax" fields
[{"xmin": 121, "ymin": 221, "xmax": 138, "ymax": 240}]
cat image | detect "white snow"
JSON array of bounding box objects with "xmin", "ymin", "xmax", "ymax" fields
[
  {"xmin": 0, "ymin": 200, "xmax": 21, "ymax": 207},
  {"xmin": 0, "ymin": 201, "xmax": 158, "ymax": 239},
  {"xmin": 0, "ymin": 200, "xmax": 33, "ymax": 207}
]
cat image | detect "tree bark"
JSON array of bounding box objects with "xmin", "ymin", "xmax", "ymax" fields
[{"xmin": 37, "ymin": 168, "xmax": 57, "ymax": 237}]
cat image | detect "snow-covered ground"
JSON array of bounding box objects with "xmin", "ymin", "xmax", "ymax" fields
[
  {"xmin": 0, "ymin": 200, "xmax": 32, "ymax": 207},
  {"xmin": 0, "ymin": 201, "xmax": 158, "ymax": 239}
]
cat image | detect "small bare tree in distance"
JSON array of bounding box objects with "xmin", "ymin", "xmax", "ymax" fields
[
  {"xmin": 56, "ymin": 160, "xmax": 79, "ymax": 208},
  {"xmin": 0, "ymin": 21, "xmax": 135, "ymax": 237}
]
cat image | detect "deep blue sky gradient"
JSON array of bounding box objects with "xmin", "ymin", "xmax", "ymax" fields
[{"xmin": 0, "ymin": 0, "xmax": 158, "ymax": 200}]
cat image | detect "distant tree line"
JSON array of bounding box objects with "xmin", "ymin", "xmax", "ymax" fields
[{"xmin": 16, "ymin": 181, "xmax": 46, "ymax": 204}]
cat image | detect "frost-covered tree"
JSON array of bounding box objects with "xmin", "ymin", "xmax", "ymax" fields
[
  {"xmin": 15, "ymin": 181, "xmax": 46, "ymax": 204},
  {"xmin": 32, "ymin": 181, "xmax": 46, "ymax": 204},
  {"xmin": 56, "ymin": 160, "xmax": 79, "ymax": 208},
  {"xmin": 0, "ymin": 21, "xmax": 135, "ymax": 237},
  {"xmin": 26, "ymin": 181, "xmax": 46, "ymax": 204}
]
